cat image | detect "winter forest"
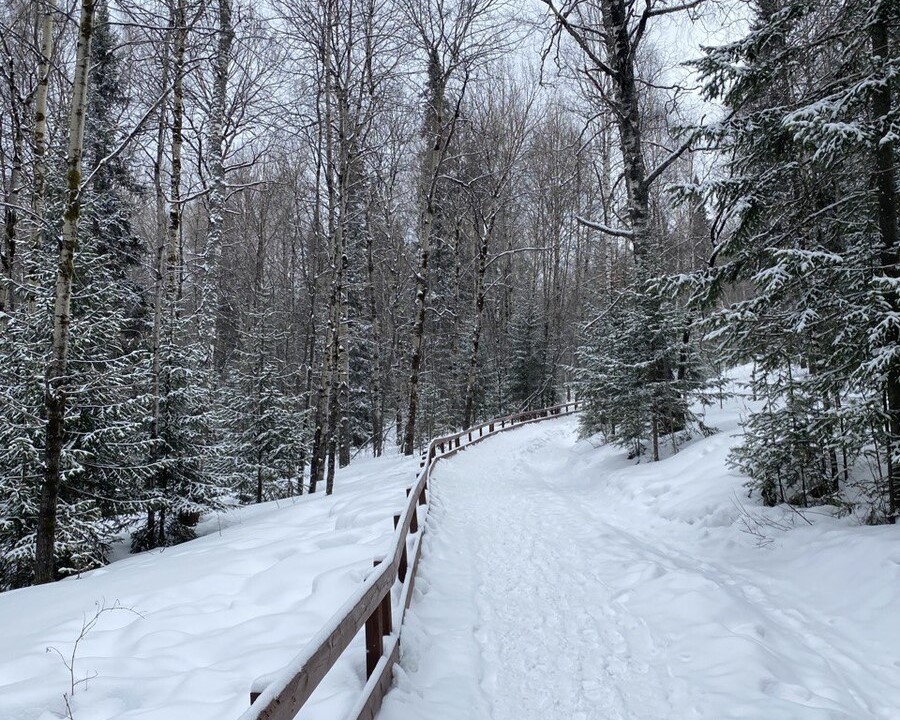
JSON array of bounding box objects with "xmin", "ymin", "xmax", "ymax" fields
[{"xmin": 0, "ymin": 0, "xmax": 897, "ymax": 591}]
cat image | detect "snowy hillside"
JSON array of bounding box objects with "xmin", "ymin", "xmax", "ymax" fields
[
  {"xmin": 0, "ymin": 452, "xmax": 418, "ymax": 720},
  {"xmin": 3, "ymin": 377, "xmax": 900, "ymax": 720}
]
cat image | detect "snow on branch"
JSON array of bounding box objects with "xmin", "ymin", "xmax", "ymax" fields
[{"xmin": 576, "ymin": 216, "xmax": 635, "ymax": 239}]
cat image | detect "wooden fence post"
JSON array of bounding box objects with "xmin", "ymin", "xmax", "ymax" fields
[
  {"xmin": 244, "ymin": 401, "xmax": 584, "ymax": 719},
  {"xmin": 380, "ymin": 589, "xmax": 392, "ymax": 636},
  {"xmin": 366, "ymin": 560, "xmax": 385, "ymax": 677},
  {"xmin": 399, "ymin": 541, "xmax": 408, "ymax": 583}
]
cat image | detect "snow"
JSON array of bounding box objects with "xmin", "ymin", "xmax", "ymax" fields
[
  {"xmin": 5, "ymin": 374, "xmax": 900, "ymax": 720},
  {"xmin": 380, "ymin": 381, "xmax": 900, "ymax": 720},
  {"xmin": 0, "ymin": 451, "xmax": 418, "ymax": 720}
]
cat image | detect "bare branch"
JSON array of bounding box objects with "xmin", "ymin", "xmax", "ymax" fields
[
  {"xmin": 539, "ymin": 0, "xmax": 617, "ymax": 79},
  {"xmin": 577, "ymin": 216, "xmax": 635, "ymax": 238}
]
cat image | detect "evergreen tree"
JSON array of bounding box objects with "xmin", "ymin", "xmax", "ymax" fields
[
  {"xmin": 507, "ymin": 293, "xmax": 551, "ymax": 411},
  {"xmin": 216, "ymin": 354, "xmax": 308, "ymax": 503},
  {"xmin": 0, "ymin": 6, "xmax": 155, "ymax": 587},
  {"xmin": 692, "ymin": 0, "xmax": 899, "ymax": 515},
  {"xmin": 577, "ymin": 284, "xmax": 709, "ymax": 460}
]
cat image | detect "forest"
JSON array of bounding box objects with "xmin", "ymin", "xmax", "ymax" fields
[{"xmin": 0, "ymin": 0, "xmax": 897, "ymax": 590}]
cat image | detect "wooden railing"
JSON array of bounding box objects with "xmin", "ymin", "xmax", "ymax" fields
[{"xmin": 238, "ymin": 400, "xmax": 581, "ymax": 720}]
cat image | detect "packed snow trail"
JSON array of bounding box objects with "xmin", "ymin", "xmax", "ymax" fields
[{"xmin": 379, "ymin": 415, "xmax": 900, "ymax": 720}]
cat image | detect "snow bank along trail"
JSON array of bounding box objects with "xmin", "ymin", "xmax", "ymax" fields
[
  {"xmin": 379, "ymin": 412, "xmax": 900, "ymax": 720},
  {"xmin": 0, "ymin": 452, "xmax": 417, "ymax": 720}
]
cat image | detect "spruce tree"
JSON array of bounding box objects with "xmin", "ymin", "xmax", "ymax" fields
[
  {"xmin": 692, "ymin": 0, "xmax": 900, "ymax": 515},
  {"xmin": 507, "ymin": 293, "xmax": 551, "ymax": 411}
]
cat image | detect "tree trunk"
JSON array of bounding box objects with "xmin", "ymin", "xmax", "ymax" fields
[
  {"xmin": 162, "ymin": 0, "xmax": 187, "ymax": 545},
  {"xmin": 312, "ymin": 8, "xmax": 338, "ymax": 491},
  {"xmin": 403, "ymin": 53, "xmax": 450, "ymax": 456},
  {"xmin": 600, "ymin": 0, "xmax": 652, "ymax": 268},
  {"xmin": 1, "ymin": 69, "xmax": 24, "ymax": 318},
  {"xmin": 463, "ymin": 214, "xmax": 494, "ymax": 428},
  {"xmin": 402, "ymin": 224, "xmax": 431, "ymax": 455},
  {"xmin": 871, "ymin": 6, "xmax": 900, "ymax": 520},
  {"xmin": 337, "ymin": 302, "xmax": 351, "ymax": 467},
  {"xmin": 365, "ymin": 205, "xmax": 384, "ymax": 456},
  {"xmin": 326, "ymin": 349, "xmax": 338, "ymax": 494},
  {"xmin": 147, "ymin": 18, "xmax": 173, "ymax": 548},
  {"xmin": 201, "ymin": 0, "xmax": 233, "ymax": 369},
  {"xmin": 335, "ymin": 92, "xmax": 351, "ymax": 469},
  {"xmin": 26, "ymin": 0, "xmax": 56, "ymax": 291},
  {"xmin": 148, "ymin": 0, "xmax": 186, "ymax": 548},
  {"xmin": 34, "ymin": 0, "xmax": 96, "ymax": 585},
  {"xmin": 251, "ymin": 218, "xmax": 267, "ymax": 503}
]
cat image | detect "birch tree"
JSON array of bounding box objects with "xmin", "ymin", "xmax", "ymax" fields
[
  {"xmin": 29, "ymin": 0, "xmax": 57, "ymax": 271},
  {"xmin": 199, "ymin": 0, "xmax": 234, "ymax": 369},
  {"xmin": 34, "ymin": 0, "xmax": 96, "ymax": 585}
]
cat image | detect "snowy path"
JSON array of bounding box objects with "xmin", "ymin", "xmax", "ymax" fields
[
  {"xmin": 3, "ymin": 389, "xmax": 899, "ymax": 720},
  {"xmin": 379, "ymin": 416, "xmax": 900, "ymax": 720}
]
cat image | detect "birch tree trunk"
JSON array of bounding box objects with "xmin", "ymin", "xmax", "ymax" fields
[
  {"xmin": 598, "ymin": 0, "xmax": 652, "ymax": 270},
  {"xmin": 34, "ymin": 0, "xmax": 95, "ymax": 585},
  {"xmin": 201, "ymin": 0, "xmax": 233, "ymax": 369},
  {"xmin": 156, "ymin": 0, "xmax": 187, "ymax": 546},
  {"xmin": 27, "ymin": 0, "xmax": 57, "ymax": 289},
  {"xmin": 148, "ymin": 93, "xmax": 169, "ymax": 545},
  {"xmin": 1, "ymin": 66, "xmax": 24, "ymax": 318}
]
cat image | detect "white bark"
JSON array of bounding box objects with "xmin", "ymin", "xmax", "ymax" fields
[
  {"xmin": 34, "ymin": 0, "xmax": 96, "ymax": 585},
  {"xmin": 200, "ymin": 0, "xmax": 233, "ymax": 370},
  {"xmin": 27, "ymin": 0, "xmax": 57, "ymax": 288}
]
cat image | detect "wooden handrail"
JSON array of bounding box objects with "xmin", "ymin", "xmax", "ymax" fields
[{"xmin": 239, "ymin": 400, "xmax": 581, "ymax": 720}]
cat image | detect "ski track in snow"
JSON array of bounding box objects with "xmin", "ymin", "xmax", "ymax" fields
[{"xmin": 379, "ymin": 415, "xmax": 900, "ymax": 720}]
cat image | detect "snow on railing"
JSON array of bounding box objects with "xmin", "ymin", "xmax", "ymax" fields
[{"xmin": 239, "ymin": 400, "xmax": 581, "ymax": 720}]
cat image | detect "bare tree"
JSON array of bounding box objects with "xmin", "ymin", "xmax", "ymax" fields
[
  {"xmin": 460, "ymin": 74, "xmax": 535, "ymax": 428},
  {"xmin": 199, "ymin": 0, "xmax": 234, "ymax": 367},
  {"xmin": 541, "ymin": 0, "xmax": 701, "ymax": 271},
  {"xmin": 400, "ymin": 0, "xmax": 508, "ymax": 455}
]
